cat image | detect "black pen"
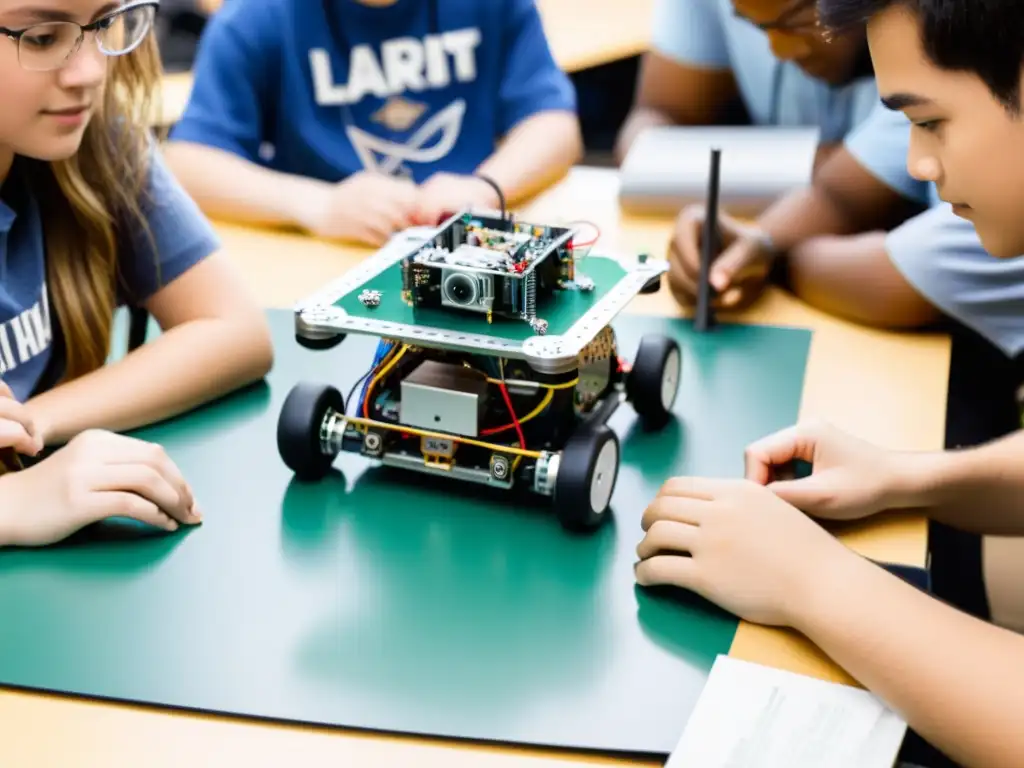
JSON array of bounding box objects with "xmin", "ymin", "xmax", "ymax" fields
[{"xmin": 694, "ymin": 147, "xmax": 721, "ymax": 333}]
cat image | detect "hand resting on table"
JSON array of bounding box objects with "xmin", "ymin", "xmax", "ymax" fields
[{"xmin": 0, "ymin": 430, "xmax": 202, "ymax": 547}]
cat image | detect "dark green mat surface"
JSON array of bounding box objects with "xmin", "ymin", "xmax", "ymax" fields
[{"xmin": 0, "ymin": 309, "xmax": 811, "ymax": 755}]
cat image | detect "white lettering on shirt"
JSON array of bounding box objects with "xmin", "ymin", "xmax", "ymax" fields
[
  {"xmin": 0, "ymin": 284, "xmax": 52, "ymax": 373},
  {"xmin": 310, "ymin": 27, "xmax": 482, "ymax": 107}
]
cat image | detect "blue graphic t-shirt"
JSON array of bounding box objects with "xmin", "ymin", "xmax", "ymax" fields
[
  {"xmin": 169, "ymin": 0, "xmax": 577, "ymax": 183},
  {"xmin": 0, "ymin": 148, "xmax": 220, "ymax": 402}
]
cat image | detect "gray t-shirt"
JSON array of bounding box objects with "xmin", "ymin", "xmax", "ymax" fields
[
  {"xmin": 651, "ymin": 0, "xmax": 877, "ymax": 142},
  {"xmin": 0, "ymin": 146, "xmax": 219, "ymax": 401}
]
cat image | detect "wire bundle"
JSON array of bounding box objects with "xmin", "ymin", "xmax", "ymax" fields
[{"xmin": 344, "ymin": 342, "xmax": 579, "ymax": 454}]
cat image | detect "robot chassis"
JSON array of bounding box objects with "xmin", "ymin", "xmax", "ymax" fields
[{"xmin": 276, "ymin": 209, "xmax": 682, "ymax": 532}]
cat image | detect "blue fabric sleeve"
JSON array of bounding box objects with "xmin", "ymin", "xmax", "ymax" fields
[
  {"xmin": 496, "ymin": 0, "xmax": 578, "ymax": 136},
  {"xmin": 166, "ymin": 1, "xmax": 277, "ymax": 162},
  {"xmin": 650, "ymin": 0, "xmax": 730, "ymax": 68},
  {"xmin": 119, "ymin": 146, "xmax": 221, "ymax": 305},
  {"xmin": 887, "ymin": 204, "xmax": 1024, "ymax": 357},
  {"xmin": 843, "ymin": 102, "xmax": 931, "ymax": 204},
  {"xmin": 815, "ymin": 77, "xmax": 878, "ymax": 144}
]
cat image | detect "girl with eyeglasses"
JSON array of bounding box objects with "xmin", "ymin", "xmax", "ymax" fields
[{"xmin": 0, "ymin": 0, "xmax": 274, "ymax": 546}]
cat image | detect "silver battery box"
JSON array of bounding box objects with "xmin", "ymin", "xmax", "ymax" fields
[{"xmin": 399, "ymin": 360, "xmax": 489, "ymax": 436}]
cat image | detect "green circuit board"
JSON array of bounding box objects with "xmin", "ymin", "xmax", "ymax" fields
[{"xmin": 333, "ymin": 255, "xmax": 628, "ymax": 341}]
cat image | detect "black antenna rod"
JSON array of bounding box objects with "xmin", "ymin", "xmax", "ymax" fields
[{"xmin": 694, "ymin": 146, "xmax": 721, "ymax": 332}]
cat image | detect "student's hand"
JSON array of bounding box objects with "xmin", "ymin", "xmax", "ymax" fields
[
  {"xmin": 0, "ymin": 429, "xmax": 202, "ymax": 548},
  {"xmin": 0, "ymin": 379, "xmax": 43, "ymax": 457},
  {"xmin": 412, "ymin": 173, "xmax": 502, "ymax": 226},
  {"xmin": 635, "ymin": 476, "xmax": 853, "ymax": 626},
  {"xmin": 668, "ymin": 204, "xmax": 777, "ymax": 310},
  {"xmin": 302, "ymin": 171, "xmax": 419, "ymax": 246},
  {"xmin": 744, "ymin": 420, "xmax": 905, "ymax": 521}
]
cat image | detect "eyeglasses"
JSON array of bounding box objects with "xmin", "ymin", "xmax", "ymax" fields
[
  {"xmin": 733, "ymin": 0, "xmax": 820, "ymax": 36},
  {"xmin": 0, "ymin": 1, "xmax": 158, "ymax": 72}
]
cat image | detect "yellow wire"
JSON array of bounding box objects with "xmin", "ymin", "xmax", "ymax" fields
[
  {"xmin": 359, "ymin": 349, "xmax": 566, "ymax": 447},
  {"xmin": 507, "ymin": 386, "xmax": 553, "ymax": 428},
  {"xmin": 343, "ymin": 414, "xmax": 544, "ymax": 459},
  {"xmin": 360, "ymin": 344, "xmax": 409, "ymax": 427},
  {"xmin": 485, "ymin": 376, "xmax": 578, "ymax": 390}
]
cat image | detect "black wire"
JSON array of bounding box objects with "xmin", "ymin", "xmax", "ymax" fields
[
  {"xmin": 346, "ymin": 349, "xmax": 388, "ymax": 416},
  {"xmin": 346, "ymin": 369, "xmax": 373, "ymax": 417},
  {"xmin": 475, "ymin": 173, "xmax": 507, "ymax": 222},
  {"xmin": 346, "ymin": 341, "xmax": 399, "ymax": 416}
]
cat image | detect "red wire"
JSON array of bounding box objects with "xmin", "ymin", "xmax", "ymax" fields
[
  {"xmin": 566, "ymin": 219, "xmax": 600, "ymax": 249},
  {"xmin": 490, "ymin": 382, "xmax": 526, "ymax": 448}
]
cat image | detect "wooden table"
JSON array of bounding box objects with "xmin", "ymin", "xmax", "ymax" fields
[
  {"xmin": 155, "ymin": 0, "xmax": 655, "ymax": 129},
  {"xmin": 0, "ymin": 167, "xmax": 949, "ymax": 767}
]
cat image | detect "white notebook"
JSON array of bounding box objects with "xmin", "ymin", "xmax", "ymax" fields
[
  {"xmin": 617, "ymin": 125, "xmax": 820, "ymax": 216},
  {"xmin": 667, "ymin": 655, "xmax": 907, "ymax": 768}
]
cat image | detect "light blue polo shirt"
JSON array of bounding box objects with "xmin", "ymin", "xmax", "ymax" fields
[
  {"xmin": 651, "ymin": 0, "xmax": 878, "ymax": 142},
  {"xmin": 0, "ymin": 146, "xmax": 220, "ymax": 402},
  {"xmin": 845, "ymin": 103, "xmax": 1024, "ymax": 357}
]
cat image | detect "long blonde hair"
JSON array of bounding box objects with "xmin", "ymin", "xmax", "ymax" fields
[
  {"xmin": 24, "ymin": 34, "xmax": 163, "ymax": 384},
  {"xmin": 3, "ymin": 34, "xmax": 163, "ymax": 472}
]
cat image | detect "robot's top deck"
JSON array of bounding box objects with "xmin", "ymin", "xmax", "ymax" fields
[
  {"xmin": 293, "ymin": 209, "xmax": 667, "ymax": 374},
  {"xmin": 410, "ymin": 212, "xmax": 573, "ymax": 276}
]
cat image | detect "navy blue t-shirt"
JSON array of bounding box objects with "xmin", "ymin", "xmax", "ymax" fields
[
  {"xmin": 0, "ymin": 148, "xmax": 220, "ymax": 402},
  {"xmin": 169, "ymin": 0, "xmax": 577, "ymax": 183}
]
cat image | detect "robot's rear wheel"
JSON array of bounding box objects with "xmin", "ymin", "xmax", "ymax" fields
[
  {"xmin": 626, "ymin": 334, "xmax": 681, "ymax": 429},
  {"xmin": 553, "ymin": 424, "xmax": 620, "ymax": 532},
  {"xmin": 277, "ymin": 382, "xmax": 345, "ymax": 481}
]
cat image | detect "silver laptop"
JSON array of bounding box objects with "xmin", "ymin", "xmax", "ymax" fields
[{"xmin": 617, "ymin": 125, "xmax": 821, "ymax": 217}]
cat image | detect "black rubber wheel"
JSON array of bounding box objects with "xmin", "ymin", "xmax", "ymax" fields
[
  {"xmin": 639, "ymin": 274, "xmax": 662, "ymax": 295},
  {"xmin": 553, "ymin": 424, "xmax": 620, "ymax": 532},
  {"xmin": 626, "ymin": 334, "xmax": 681, "ymax": 429},
  {"xmin": 296, "ymin": 332, "xmax": 346, "ymax": 350},
  {"xmin": 277, "ymin": 382, "xmax": 345, "ymax": 481}
]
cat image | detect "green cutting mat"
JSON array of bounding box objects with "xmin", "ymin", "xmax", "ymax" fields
[
  {"xmin": 335, "ymin": 255, "xmax": 626, "ymax": 340},
  {"xmin": 0, "ymin": 308, "xmax": 811, "ymax": 756}
]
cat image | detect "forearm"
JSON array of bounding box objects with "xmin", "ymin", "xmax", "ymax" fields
[
  {"xmin": 756, "ymin": 150, "xmax": 922, "ymax": 254},
  {"xmin": 162, "ymin": 142, "xmax": 330, "ymax": 232},
  {"xmin": 27, "ymin": 315, "xmax": 272, "ymax": 445},
  {"xmin": 794, "ymin": 550, "xmax": 1024, "ymax": 768},
  {"xmin": 755, "ymin": 185, "xmax": 861, "ymax": 254},
  {"xmin": 785, "ymin": 232, "xmax": 942, "ymax": 329},
  {"xmin": 890, "ymin": 432, "xmax": 1024, "ymax": 535},
  {"xmin": 476, "ymin": 111, "xmax": 583, "ymax": 205}
]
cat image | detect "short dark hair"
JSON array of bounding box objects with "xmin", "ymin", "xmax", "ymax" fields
[{"xmin": 817, "ymin": 0, "xmax": 1023, "ymax": 112}]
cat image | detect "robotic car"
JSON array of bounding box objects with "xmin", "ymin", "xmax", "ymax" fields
[{"xmin": 276, "ymin": 209, "xmax": 682, "ymax": 532}]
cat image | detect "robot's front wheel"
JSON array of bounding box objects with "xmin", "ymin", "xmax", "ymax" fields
[
  {"xmin": 626, "ymin": 334, "xmax": 681, "ymax": 429},
  {"xmin": 553, "ymin": 425, "xmax": 620, "ymax": 532},
  {"xmin": 277, "ymin": 382, "xmax": 345, "ymax": 481}
]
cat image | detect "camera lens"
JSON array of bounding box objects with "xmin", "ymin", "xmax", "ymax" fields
[
  {"xmin": 450, "ymin": 280, "xmax": 471, "ymax": 302},
  {"xmin": 444, "ymin": 273, "xmax": 477, "ymax": 305}
]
